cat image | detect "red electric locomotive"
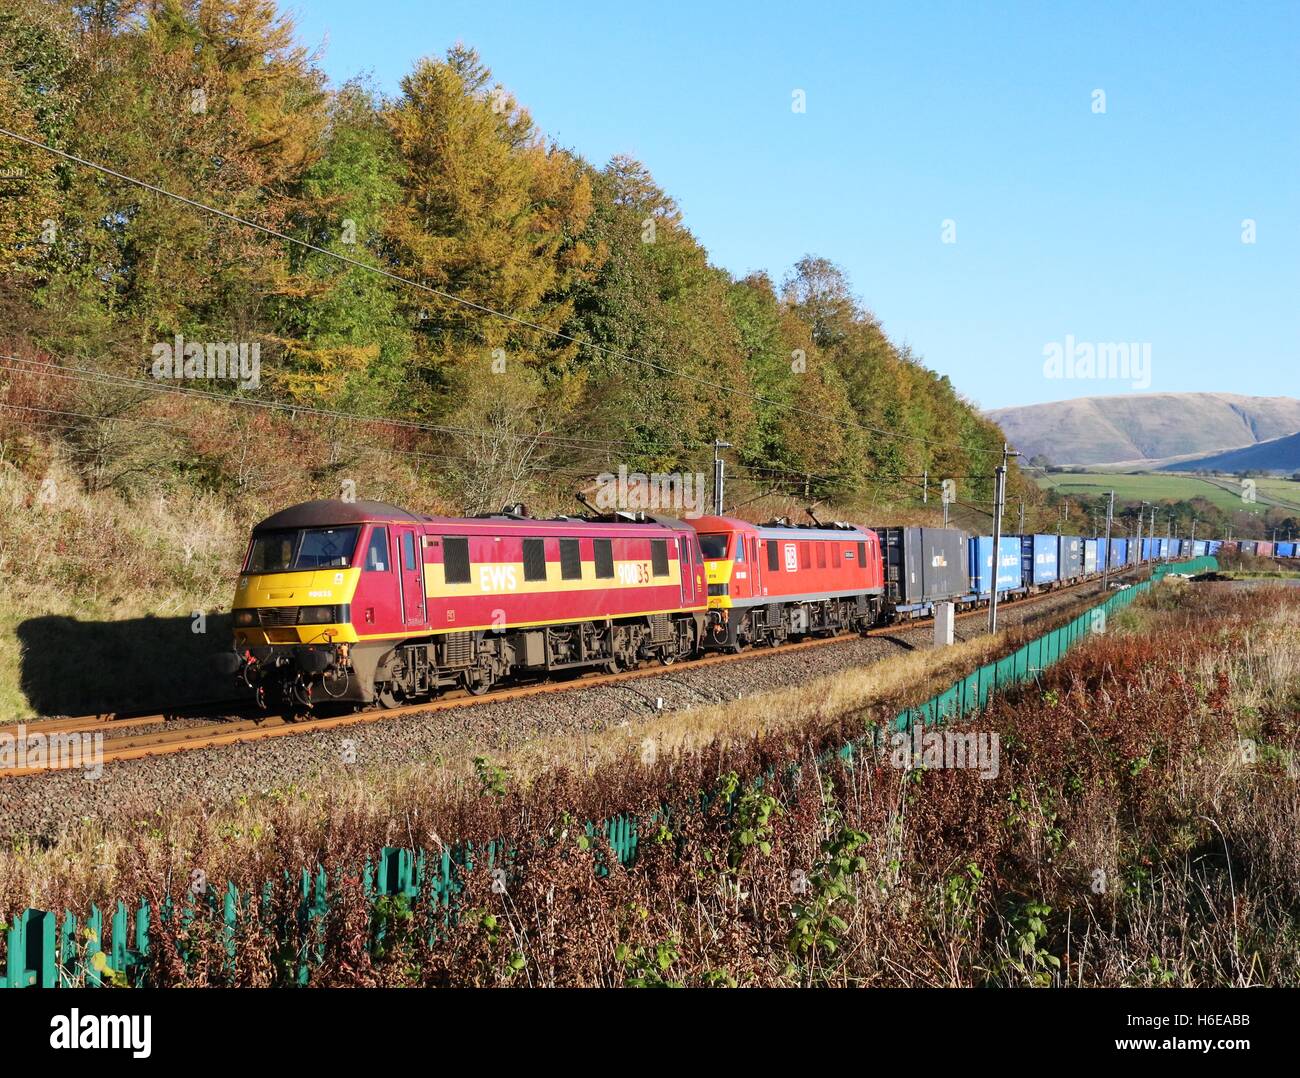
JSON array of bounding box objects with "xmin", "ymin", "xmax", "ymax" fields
[
  {"xmin": 689, "ymin": 515, "xmax": 884, "ymax": 650},
  {"xmin": 223, "ymin": 500, "xmax": 707, "ymax": 708}
]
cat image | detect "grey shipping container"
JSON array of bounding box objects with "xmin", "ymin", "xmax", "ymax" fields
[
  {"xmin": 1058, "ymin": 535, "xmax": 1083, "ymax": 580},
  {"xmin": 870, "ymin": 526, "xmax": 969, "ymax": 605}
]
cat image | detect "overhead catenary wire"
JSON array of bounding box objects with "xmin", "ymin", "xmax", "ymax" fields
[{"xmin": 0, "ymin": 126, "xmax": 1003, "ymax": 459}]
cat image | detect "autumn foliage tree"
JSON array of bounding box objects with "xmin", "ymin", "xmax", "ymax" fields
[{"xmin": 0, "ymin": 1, "xmax": 1012, "ymax": 519}]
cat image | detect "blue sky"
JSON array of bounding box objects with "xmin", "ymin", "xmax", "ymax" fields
[{"xmin": 291, "ymin": 0, "xmax": 1298, "ymax": 410}]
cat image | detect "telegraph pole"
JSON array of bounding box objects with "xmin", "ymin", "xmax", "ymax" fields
[
  {"xmin": 922, "ymin": 470, "xmax": 928, "ymax": 504},
  {"xmin": 988, "ymin": 442, "xmax": 1020, "ymax": 635},
  {"xmin": 712, "ymin": 439, "xmax": 731, "ymax": 516},
  {"xmin": 1101, "ymin": 490, "xmax": 1115, "ymax": 593},
  {"xmin": 1135, "ymin": 501, "xmax": 1145, "ymax": 568}
]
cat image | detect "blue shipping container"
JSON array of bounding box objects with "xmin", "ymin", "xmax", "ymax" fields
[
  {"xmin": 1083, "ymin": 538, "xmax": 1098, "ymax": 574},
  {"xmin": 1193, "ymin": 540, "xmax": 1208, "ymax": 557},
  {"xmin": 969, "ymin": 535, "xmax": 1023, "ymax": 595},
  {"xmin": 1277, "ymin": 542, "xmax": 1297, "ymax": 558},
  {"xmin": 1023, "ymin": 533, "xmax": 1059, "ymax": 586},
  {"xmin": 1109, "ymin": 538, "xmax": 1128, "ymax": 568},
  {"xmin": 1208, "ymin": 540, "xmax": 1222, "ymax": 555}
]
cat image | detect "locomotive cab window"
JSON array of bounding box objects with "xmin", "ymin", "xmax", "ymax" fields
[
  {"xmin": 650, "ymin": 539, "xmax": 670, "ymax": 577},
  {"xmin": 246, "ymin": 526, "xmax": 359, "ymax": 573},
  {"xmin": 441, "ymin": 535, "xmax": 470, "ymax": 584},
  {"xmin": 593, "ymin": 538, "xmax": 615, "ymax": 579},
  {"xmin": 559, "ymin": 538, "xmax": 582, "ymax": 580},
  {"xmin": 523, "ymin": 538, "xmax": 547, "ymax": 582},
  {"xmin": 766, "ymin": 540, "xmax": 779, "ymax": 572},
  {"xmin": 697, "ymin": 533, "xmax": 728, "ymax": 559},
  {"xmin": 364, "ymin": 527, "xmax": 389, "ymax": 571}
]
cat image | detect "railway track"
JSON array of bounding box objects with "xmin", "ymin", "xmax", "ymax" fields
[{"xmin": 0, "ymin": 571, "xmax": 1141, "ymax": 778}]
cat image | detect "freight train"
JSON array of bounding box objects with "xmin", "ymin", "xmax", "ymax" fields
[{"xmin": 219, "ymin": 498, "xmax": 1276, "ymax": 710}]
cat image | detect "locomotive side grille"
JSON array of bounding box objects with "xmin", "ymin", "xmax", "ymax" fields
[
  {"xmin": 258, "ymin": 606, "xmax": 301, "ymax": 626},
  {"xmin": 522, "ymin": 538, "xmax": 547, "ymax": 582},
  {"xmin": 648, "ymin": 614, "xmax": 673, "ymax": 643},
  {"xmin": 440, "ymin": 631, "xmax": 474, "ymax": 667}
]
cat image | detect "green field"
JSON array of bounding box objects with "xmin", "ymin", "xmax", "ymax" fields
[{"xmin": 1034, "ymin": 471, "xmax": 1300, "ymax": 515}]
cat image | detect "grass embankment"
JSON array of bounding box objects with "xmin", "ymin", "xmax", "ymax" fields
[
  {"xmin": 2, "ymin": 581, "xmax": 1298, "ymax": 987},
  {"xmin": 0, "ymin": 460, "xmax": 238, "ymax": 719}
]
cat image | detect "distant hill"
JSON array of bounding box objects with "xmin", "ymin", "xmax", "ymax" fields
[
  {"xmin": 1160, "ymin": 429, "xmax": 1300, "ymax": 475},
  {"xmin": 987, "ymin": 393, "xmax": 1300, "ymax": 467}
]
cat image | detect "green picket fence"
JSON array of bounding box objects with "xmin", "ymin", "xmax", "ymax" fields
[{"xmin": 0, "ymin": 557, "xmax": 1213, "ymax": 988}]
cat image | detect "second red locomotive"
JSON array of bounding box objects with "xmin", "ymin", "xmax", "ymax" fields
[{"xmin": 689, "ymin": 515, "xmax": 885, "ymax": 650}]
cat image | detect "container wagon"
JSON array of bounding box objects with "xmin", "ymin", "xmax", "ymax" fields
[{"xmin": 867, "ymin": 526, "xmax": 969, "ymax": 619}]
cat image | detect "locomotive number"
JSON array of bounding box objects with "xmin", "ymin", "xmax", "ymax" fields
[{"xmin": 617, "ymin": 562, "xmax": 651, "ymax": 585}]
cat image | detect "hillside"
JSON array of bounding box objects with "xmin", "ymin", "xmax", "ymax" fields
[
  {"xmin": 1159, "ymin": 429, "xmax": 1300, "ymax": 476},
  {"xmin": 988, "ymin": 393, "xmax": 1300, "ymax": 467}
]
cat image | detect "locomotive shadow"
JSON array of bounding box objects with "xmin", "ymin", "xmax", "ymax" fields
[{"xmin": 16, "ymin": 611, "xmax": 236, "ymax": 717}]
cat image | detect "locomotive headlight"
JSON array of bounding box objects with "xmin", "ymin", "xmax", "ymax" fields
[
  {"xmin": 233, "ymin": 609, "xmax": 255, "ymax": 627},
  {"xmin": 298, "ymin": 605, "xmax": 337, "ymax": 625}
]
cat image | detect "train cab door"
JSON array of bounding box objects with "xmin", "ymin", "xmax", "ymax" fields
[
  {"xmin": 678, "ymin": 535, "xmax": 698, "ymax": 607},
  {"xmin": 748, "ymin": 537, "xmax": 761, "ymax": 598},
  {"xmin": 394, "ymin": 527, "xmax": 426, "ymax": 625}
]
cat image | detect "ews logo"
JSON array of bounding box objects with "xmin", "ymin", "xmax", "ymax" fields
[{"xmin": 478, "ymin": 565, "xmax": 519, "ymax": 592}]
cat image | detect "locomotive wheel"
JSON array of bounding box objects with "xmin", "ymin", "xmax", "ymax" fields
[{"xmin": 377, "ymin": 684, "xmax": 403, "ymax": 709}]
